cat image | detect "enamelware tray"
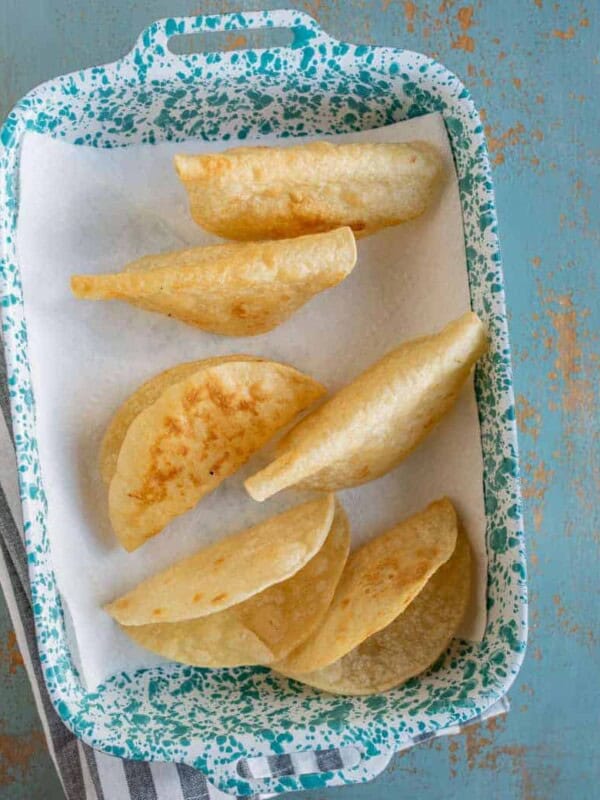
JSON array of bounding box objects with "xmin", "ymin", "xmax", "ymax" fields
[{"xmin": 0, "ymin": 9, "xmax": 526, "ymax": 796}]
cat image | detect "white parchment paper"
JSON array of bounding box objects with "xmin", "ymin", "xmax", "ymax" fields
[{"xmin": 17, "ymin": 113, "xmax": 487, "ymax": 688}]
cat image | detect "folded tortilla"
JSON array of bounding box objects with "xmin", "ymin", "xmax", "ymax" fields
[{"xmin": 174, "ymin": 140, "xmax": 443, "ymax": 240}]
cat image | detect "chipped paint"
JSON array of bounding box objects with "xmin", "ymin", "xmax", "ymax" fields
[
  {"xmin": 546, "ymin": 295, "xmax": 594, "ymax": 415},
  {"xmin": 451, "ymin": 33, "xmax": 475, "ymax": 52},
  {"xmin": 464, "ymin": 723, "xmax": 494, "ymax": 769},
  {"xmin": 403, "ymin": 0, "xmax": 417, "ymax": 32},
  {"xmin": 552, "ymin": 594, "xmax": 598, "ymax": 649},
  {"xmin": 516, "ymin": 394, "xmax": 541, "ymax": 440},
  {"xmin": 0, "ymin": 631, "xmax": 24, "ymax": 676},
  {"xmin": 0, "ymin": 730, "xmax": 46, "ymax": 788},
  {"xmin": 551, "ymin": 26, "xmax": 576, "ymax": 39},
  {"xmin": 303, "ymin": 0, "xmax": 324, "ymax": 20},
  {"xmin": 522, "ymin": 459, "xmax": 553, "ymax": 531},
  {"xmin": 448, "ymin": 5, "xmax": 475, "ymax": 51},
  {"xmin": 456, "ymin": 5, "xmax": 474, "ymax": 30},
  {"xmin": 484, "ymin": 121, "xmax": 526, "ymax": 165},
  {"xmin": 224, "ymin": 33, "xmax": 248, "ymax": 50},
  {"xmin": 5, "ymin": 632, "xmax": 23, "ymax": 675},
  {"xmin": 443, "ymin": 716, "xmax": 547, "ymax": 800}
]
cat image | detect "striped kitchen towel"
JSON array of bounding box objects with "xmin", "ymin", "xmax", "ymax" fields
[{"xmin": 0, "ymin": 348, "xmax": 509, "ymax": 800}]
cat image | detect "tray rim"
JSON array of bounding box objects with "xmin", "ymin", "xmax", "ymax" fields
[{"xmin": 0, "ymin": 9, "xmax": 527, "ymax": 796}]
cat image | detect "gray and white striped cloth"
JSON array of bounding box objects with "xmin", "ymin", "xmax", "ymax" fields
[{"xmin": 0, "ymin": 348, "xmax": 509, "ymax": 800}]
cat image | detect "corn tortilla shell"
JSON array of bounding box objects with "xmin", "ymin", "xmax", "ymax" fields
[
  {"xmin": 279, "ymin": 526, "xmax": 471, "ymax": 695},
  {"xmin": 274, "ymin": 498, "xmax": 458, "ymax": 675},
  {"xmin": 245, "ymin": 312, "xmax": 488, "ymax": 501},
  {"xmin": 121, "ymin": 501, "xmax": 350, "ymax": 666},
  {"xmin": 71, "ymin": 228, "xmax": 357, "ymax": 336},
  {"xmin": 108, "ymin": 359, "xmax": 325, "ymax": 550},
  {"xmin": 106, "ymin": 494, "xmax": 335, "ymax": 625},
  {"xmin": 100, "ymin": 356, "xmax": 264, "ymax": 486},
  {"xmin": 174, "ymin": 140, "xmax": 442, "ymax": 240}
]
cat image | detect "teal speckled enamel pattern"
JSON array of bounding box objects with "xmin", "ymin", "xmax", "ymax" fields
[{"xmin": 0, "ymin": 9, "xmax": 526, "ymax": 797}]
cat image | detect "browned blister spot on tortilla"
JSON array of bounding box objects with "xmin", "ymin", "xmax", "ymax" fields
[
  {"xmin": 164, "ymin": 416, "xmax": 183, "ymax": 435},
  {"xmin": 231, "ymin": 301, "xmax": 250, "ymax": 319}
]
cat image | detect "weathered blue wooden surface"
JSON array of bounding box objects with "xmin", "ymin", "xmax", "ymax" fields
[{"xmin": 0, "ymin": 1, "xmax": 597, "ymax": 797}]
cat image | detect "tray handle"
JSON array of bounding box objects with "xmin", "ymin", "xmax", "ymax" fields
[
  {"xmin": 203, "ymin": 746, "xmax": 393, "ymax": 796},
  {"xmin": 128, "ymin": 9, "xmax": 336, "ymax": 66}
]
